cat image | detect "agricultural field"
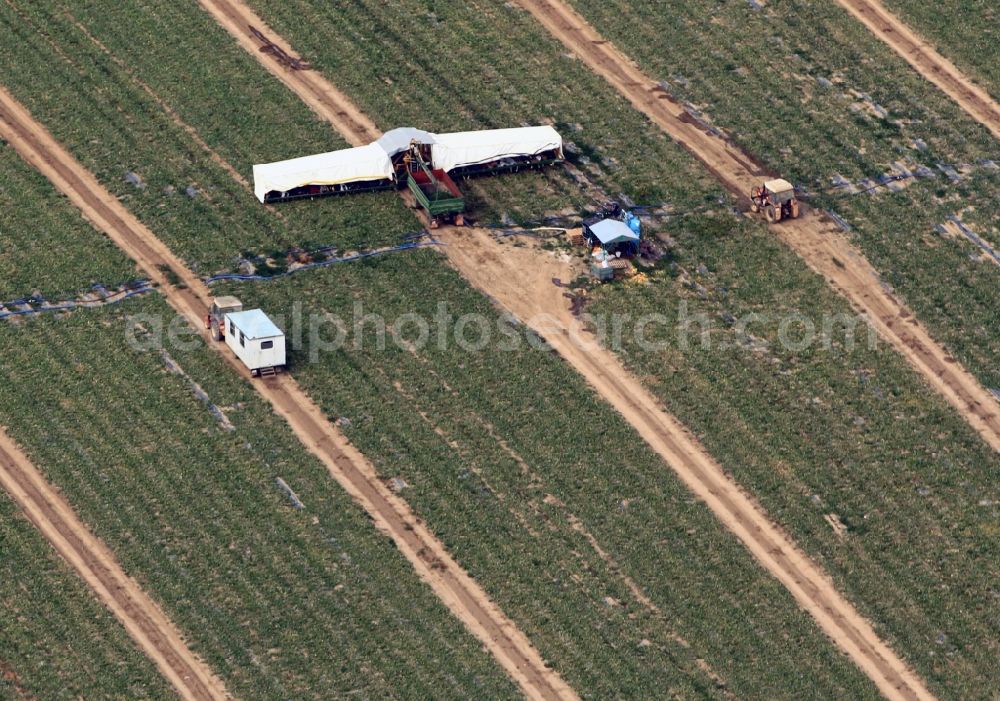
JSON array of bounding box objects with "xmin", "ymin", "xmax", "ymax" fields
[
  {"xmin": 0, "ymin": 0, "xmax": 997, "ymax": 699},
  {"xmin": 0, "ymin": 0, "xmax": 727, "ymax": 241},
  {"xmin": 0, "ymin": 0, "xmax": 418, "ymax": 271},
  {"xmin": 562, "ymin": 0, "xmax": 994, "ymax": 178},
  {"xmin": 0, "ymin": 10, "xmax": 881, "ymax": 689},
  {"xmin": 585, "ymin": 214, "xmax": 1000, "ymax": 698},
  {"xmin": 0, "ymin": 296, "xmax": 522, "ymax": 700},
  {"xmin": 0, "ymin": 6, "xmax": 889, "ymax": 695},
  {"xmin": 881, "ymin": 0, "xmax": 999, "ymax": 99},
  {"xmin": 0, "ymin": 491, "xmax": 172, "ymax": 700},
  {"xmin": 211, "ymin": 0, "xmax": 997, "ymax": 694},
  {"xmin": 839, "ymin": 168, "xmax": 1000, "ymax": 387},
  {"xmin": 0, "ymin": 142, "xmax": 137, "ymax": 301},
  {"xmin": 216, "ymin": 253, "xmax": 880, "ymax": 699},
  {"xmin": 562, "ymin": 0, "xmax": 1000, "ymax": 389},
  {"xmin": 236, "ymin": 0, "xmax": 725, "ymax": 215}
]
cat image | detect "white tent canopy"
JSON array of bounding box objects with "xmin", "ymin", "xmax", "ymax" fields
[
  {"xmin": 375, "ymin": 127, "xmax": 437, "ymax": 157},
  {"xmin": 588, "ymin": 218, "xmax": 640, "ymax": 246},
  {"xmin": 252, "ymin": 143, "xmax": 394, "ymax": 202},
  {"xmin": 253, "ymin": 125, "xmax": 563, "ymax": 202},
  {"xmin": 430, "ymin": 126, "xmax": 563, "ymax": 173}
]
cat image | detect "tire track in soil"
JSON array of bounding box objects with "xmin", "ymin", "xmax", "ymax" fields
[
  {"xmin": 0, "ymin": 426, "xmax": 229, "ymax": 701},
  {"xmin": 834, "ymin": 0, "xmax": 1000, "ymax": 140},
  {"xmin": 0, "ymin": 84, "xmax": 575, "ymax": 701},
  {"xmin": 188, "ymin": 1, "xmax": 939, "ymax": 699},
  {"xmin": 512, "ymin": 0, "xmax": 1000, "ymax": 455}
]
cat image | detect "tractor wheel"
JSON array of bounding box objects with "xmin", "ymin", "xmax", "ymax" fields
[
  {"xmin": 455, "ymin": 214, "xmax": 465, "ymax": 226},
  {"xmin": 764, "ymin": 204, "xmax": 778, "ymax": 223},
  {"xmin": 429, "ymin": 218, "xmax": 440, "ymax": 229},
  {"xmin": 790, "ymin": 199, "xmax": 800, "ymax": 219}
]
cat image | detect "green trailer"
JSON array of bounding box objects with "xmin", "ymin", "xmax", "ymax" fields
[{"xmin": 405, "ymin": 146, "xmax": 465, "ymax": 227}]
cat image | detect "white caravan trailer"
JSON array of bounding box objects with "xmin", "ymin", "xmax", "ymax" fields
[{"xmin": 224, "ymin": 309, "xmax": 286, "ymax": 376}]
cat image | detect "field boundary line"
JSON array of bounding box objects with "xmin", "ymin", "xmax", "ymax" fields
[
  {"xmin": 0, "ymin": 83, "xmax": 576, "ymax": 701},
  {"xmin": 196, "ymin": 0, "xmax": 377, "ymax": 146},
  {"xmin": 188, "ymin": 1, "xmax": 940, "ymax": 698},
  {"xmin": 0, "ymin": 425, "xmax": 229, "ymax": 701},
  {"xmin": 833, "ymin": 0, "xmax": 1000, "ymax": 139},
  {"xmin": 510, "ymin": 0, "xmax": 1000, "ymax": 454}
]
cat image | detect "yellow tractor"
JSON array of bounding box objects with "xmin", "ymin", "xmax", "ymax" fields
[{"xmin": 750, "ymin": 178, "xmax": 800, "ymax": 223}]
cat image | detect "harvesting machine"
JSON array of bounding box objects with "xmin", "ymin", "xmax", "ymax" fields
[{"xmin": 252, "ymin": 126, "xmax": 564, "ymax": 226}]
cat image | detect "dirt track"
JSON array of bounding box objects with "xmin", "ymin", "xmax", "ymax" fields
[
  {"xmin": 0, "ymin": 426, "xmax": 229, "ymax": 701},
  {"xmin": 834, "ymin": 0, "xmax": 1000, "ymax": 139},
  {"xmin": 440, "ymin": 231, "xmax": 936, "ymax": 701},
  {"xmin": 514, "ymin": 0, "xmax": 1000, "ymax": 454},
  {"xmin": 187, "ymin": 2, "xmax": 944, "ymax": 698},
  {"xmin": 197, "ymin": 0, "xmax": 377, "ymax": 147},
  {"xmin": 0, "ymin": 85, "xmax": 575, "ymax": 701}
]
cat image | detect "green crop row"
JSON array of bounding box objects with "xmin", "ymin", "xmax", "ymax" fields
[
  {"xmin": 881, "ymin": 0, "xmax": 999, "ymax": 100},
  {"xmin": 0, "ymin": 0, "xmax": 993, "ymax": 697},
  {"xmin": 0, "ymin": 132, "xmax": 166, "ymax": 701},
  {"xmin": 0, "ymin": 296, "xmax": 519, "ymax": 700},
  {"xmin": 0, "ymin": 142, "xmax": 137, "ymax": 300},
  {"xmin": 562, "ymin": 0, "xmax": 1000, "ymax": 390},
  {"xmin": 585, "ymin": 213, "xmax": 1000, "ymax": 698},
  {"xmin": 0, "ymin": 490, "xmax": 173, "ymax": 700},
  {"xmin": 0, "ymin": 1, "xmax": 418, "ymax": 272},
  {"xmin": 568, "ymin": 0, "xmax": 994, "ymax": 180},
  {"xmin": 833, "ymin": 169, "xmax": 1000, "ymax": 388},
  {"xmin": 217, "ymin": 251, "xmax": 879, "ymax": 699}
]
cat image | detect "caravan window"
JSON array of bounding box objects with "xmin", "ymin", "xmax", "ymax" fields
[
  {"xmin": 239, "ymin": 331, "xmax": 245, "ymax": 347},
  {"xmin": 261, "ymin": 340, "xmax": 274, "ymax": 350},
  {"xmin": 229, "ymin": 321, "xmax": 235, "ymax": 336}
]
